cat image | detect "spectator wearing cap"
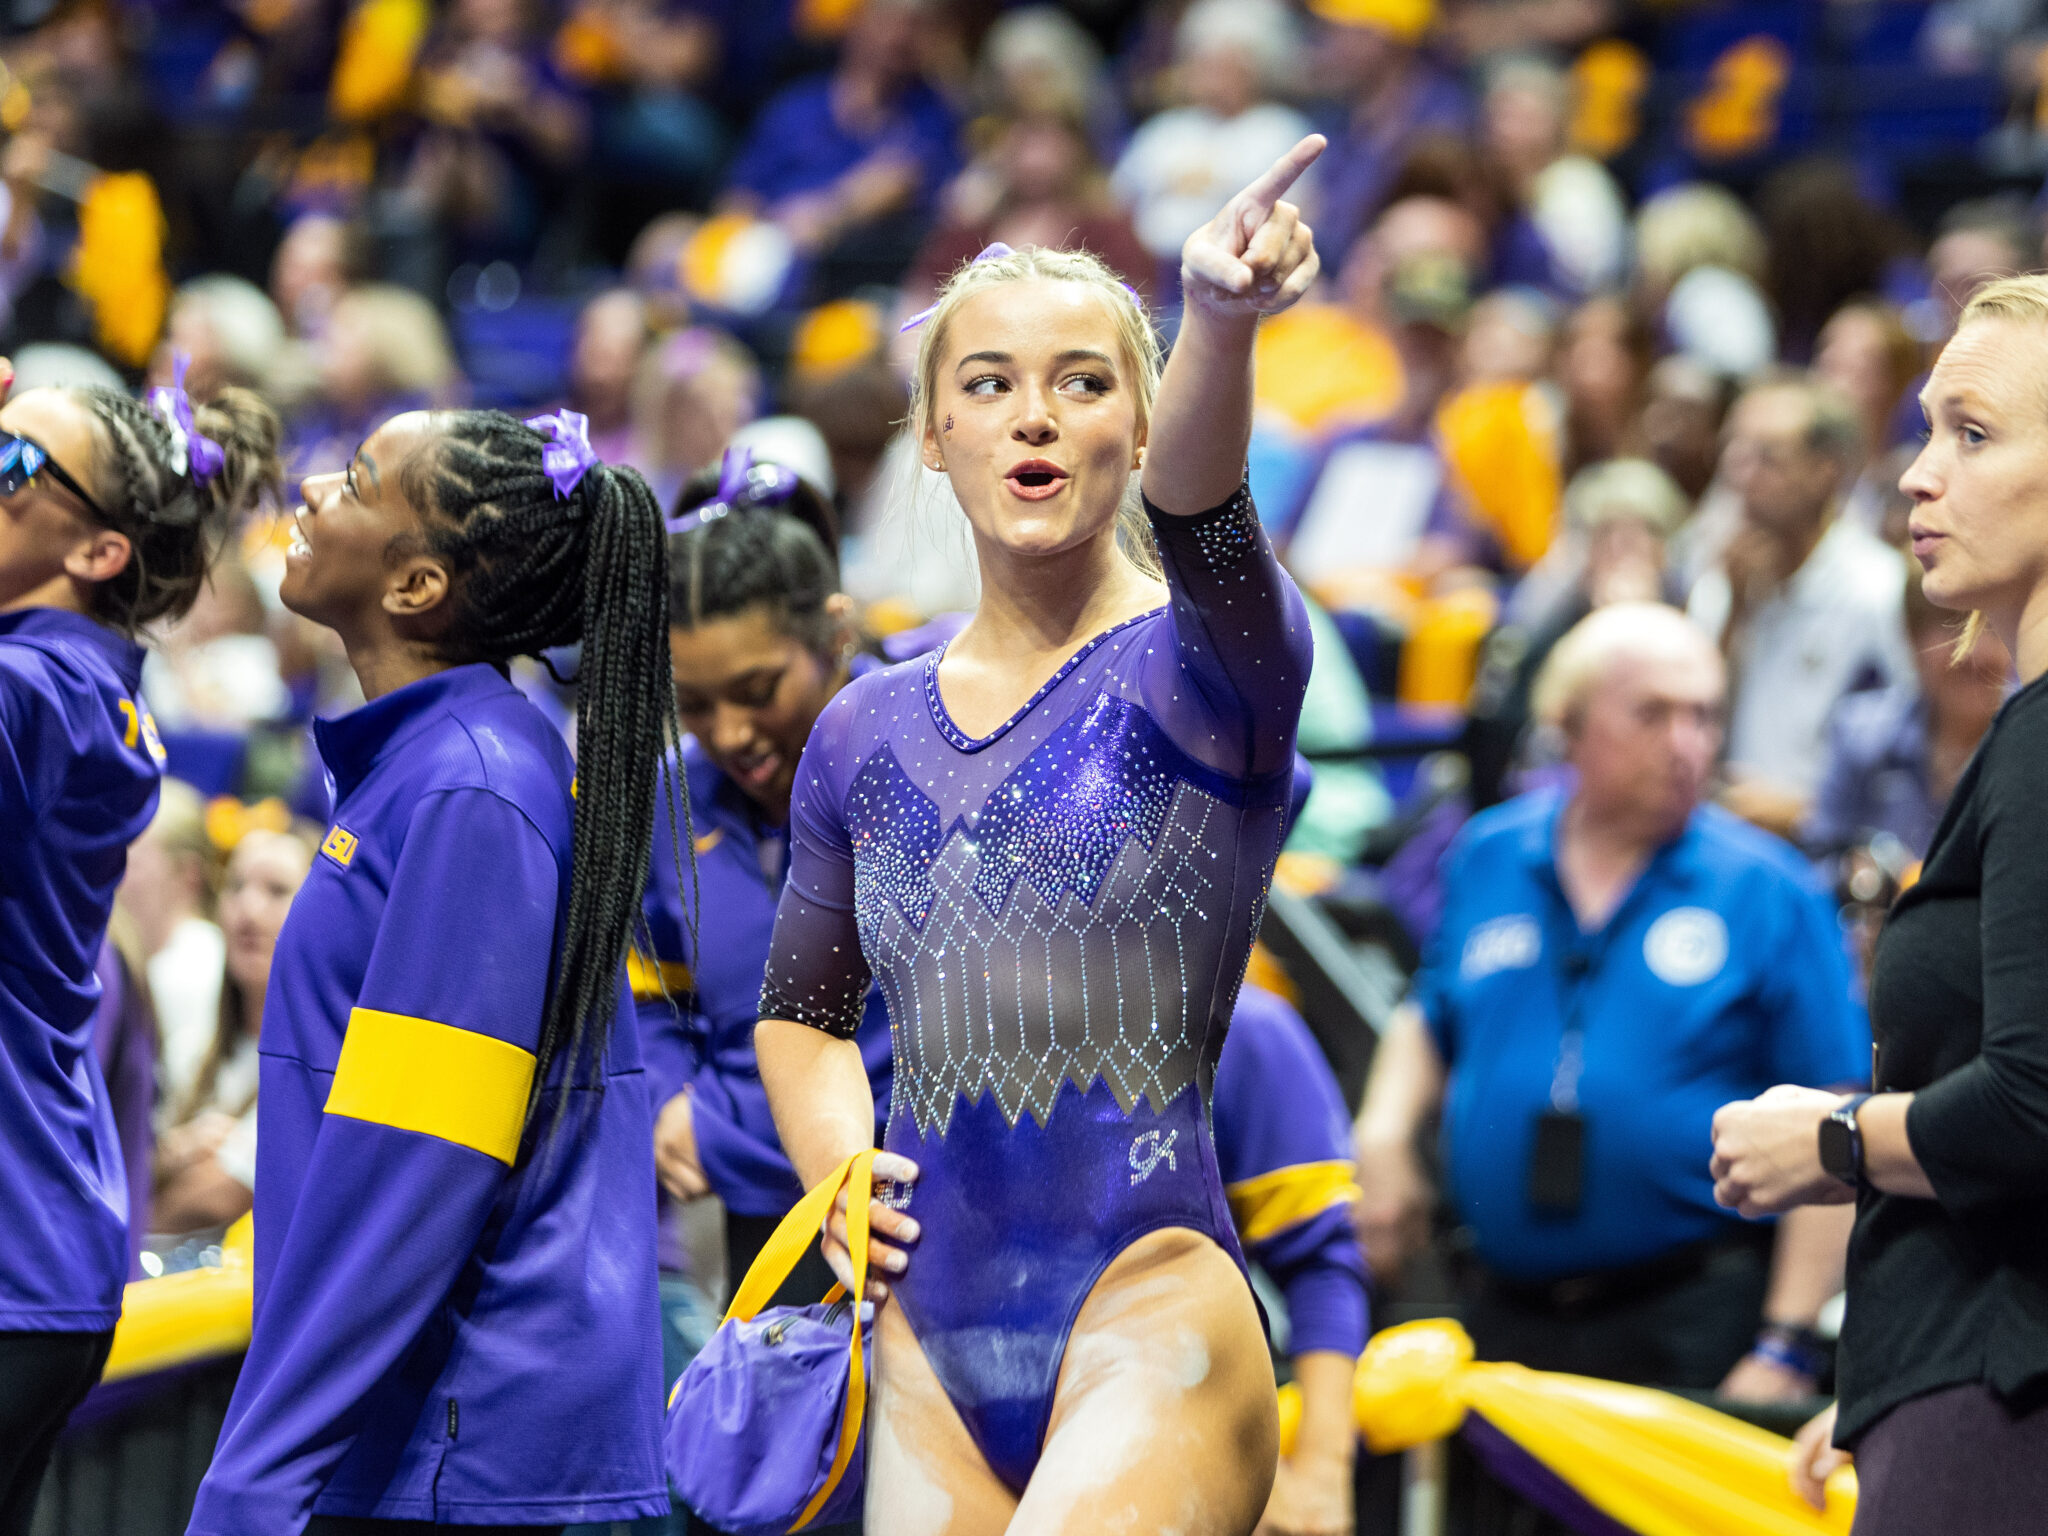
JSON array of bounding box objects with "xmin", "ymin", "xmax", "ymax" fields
[
  {"xmin": 1276, "ymin": 195, "xmax": 1520, "ymax": 585},
  {"xmin": 1246, "ymin": 190, "xmax": 1482, "ymax": 445},
  {"xmin": 1109, "ymin": 0, "xmax": 1316, "ymax": 276},
  {"xmin": 1306, "ymin": 0, "xmax": 1469, "ymax": 270},
  {"xmin": 1688, "ymin": 374, "xmax": 1915, "ymax": 837},
  {"xmin": 1354, "ymin": 603, "xmax": 1868, "ymax": 1397}
]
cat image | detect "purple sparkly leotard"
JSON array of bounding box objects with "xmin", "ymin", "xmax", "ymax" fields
[{"xmin": 760, "ymin": 484, "xmax": 1310, "ymax": 1492}]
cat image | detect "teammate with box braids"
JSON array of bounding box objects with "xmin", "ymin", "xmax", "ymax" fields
[{"xmin": 190, "ymin": 407, "xmax": 684, "ymax": 1536}]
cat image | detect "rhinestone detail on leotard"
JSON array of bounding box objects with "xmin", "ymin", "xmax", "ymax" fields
[
  {"xmin": 844, "ymin": 694, "xmax": 1258, "ymax": 1135},
  {"xmin": 1148, "ymin": 481, "xmax": 1260, "ymax": 573}
]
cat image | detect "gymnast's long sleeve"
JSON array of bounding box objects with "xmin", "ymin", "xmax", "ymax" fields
[{"xmin": 1142, "ymin": 480, "xmax": 1314, "ymax": 780}]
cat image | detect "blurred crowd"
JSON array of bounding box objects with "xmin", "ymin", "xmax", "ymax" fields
[{"xmin": 31, "ymin": 0, "xmax": 2036, "ymax": 1391}]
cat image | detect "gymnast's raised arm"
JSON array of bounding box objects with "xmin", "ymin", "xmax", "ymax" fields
[{"xmin": 1140, "ymin": 135, "xmax": 1324, "ymax": 781}]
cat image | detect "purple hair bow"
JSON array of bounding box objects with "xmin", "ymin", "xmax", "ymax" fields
[
  {"xmin": 899, "ymin": 242, "xmax": 1015, "ymax": 333},
  {"xmin": 664, "ymin": 446, "xmax": 801, "ymax": 535},
  {"xmin": 524, "ymin": 409, "xmax": 599, "ymax": 499},
  {"xmin": 898, "ymin": 241, "xmax": 1144, "ymax": 334},
  {"xmin": 147, "ymin": 355, "xmax": 225, "ymax": 484}
]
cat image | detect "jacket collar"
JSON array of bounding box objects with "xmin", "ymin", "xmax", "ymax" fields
[
  {"xmin": 0, "ymin": 605, "xmax": 145, "ymax": 692},
  {"xmin": 315, "ymin": 663, "xmax": 517, "ymax": 803}
]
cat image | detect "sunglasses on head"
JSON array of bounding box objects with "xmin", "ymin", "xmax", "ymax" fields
[{"xmin": 0, "ymin": 433, "xmax": 110, "ymax": 523}]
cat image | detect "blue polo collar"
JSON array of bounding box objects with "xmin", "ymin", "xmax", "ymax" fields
[
  {"xmin": 1518, "ymin": 784, "xmax": 1705, "ymax": 937},
  {"xmin": 315, "ymin": 663, "xmax": 518, "ymax": 803},
  {"xmin": 0, "ymin": 605, "xmax": 145, "ymax": 692}
]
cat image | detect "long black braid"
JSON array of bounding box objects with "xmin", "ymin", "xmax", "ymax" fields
[{"xmin": 401, "ymin": 410, "xmax": 691, "ymax": 1133}]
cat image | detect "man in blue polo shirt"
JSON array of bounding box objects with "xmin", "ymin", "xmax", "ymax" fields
[{"xmin": 1355, "ymin": 603, "xmax": 1868, "ymax": 1398}]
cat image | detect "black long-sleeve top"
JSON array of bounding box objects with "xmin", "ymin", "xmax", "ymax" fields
[{"xmin": 1839, "ymin": 672, "xmax": 2048, "ymax": 1446}]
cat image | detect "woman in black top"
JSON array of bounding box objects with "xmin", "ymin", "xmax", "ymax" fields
[{"xmin": 1710, "ymin": 273, "xmax": 2048, "ymax": 1534}]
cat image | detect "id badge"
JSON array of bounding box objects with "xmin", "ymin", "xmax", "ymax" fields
[{"xmin": 1528, "ymin": 1109, "xmax": 1585, "ymax": 1216}]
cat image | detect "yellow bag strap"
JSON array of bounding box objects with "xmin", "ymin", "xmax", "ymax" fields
[
  {"xmin": 793, "ymin": 1149, "xmax": 871, "ymax": 1530},
  {"xmin": 723, "ymin": 1147, "xmax": 864, "ymax": 1324},
  {"xmin": 713, "ymin": 1148, "xmax": 877, "ymax": 1534}
]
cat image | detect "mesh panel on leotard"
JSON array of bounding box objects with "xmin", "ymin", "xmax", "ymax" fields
[{"xmin": 759, "ymin": 482, "xmax": 1308, "ymax": 1136}]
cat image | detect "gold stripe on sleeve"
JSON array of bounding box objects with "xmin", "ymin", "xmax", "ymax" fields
[
  {"xmin": 627, "ymin": 949, "xmax": 695, "ymax": 1003},
  {"xmin": 324, "ymin": 1007, "xmax": 536, "ymax": 1165},
  {"xmin": 1225, "ymin": 1159, "xmax": 1362, "ymax": 1245}
]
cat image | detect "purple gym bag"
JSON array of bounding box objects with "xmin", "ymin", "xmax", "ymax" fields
[{"xmin": 665, "ymin": 1149, "xmax": 877, "ymax": 1535}]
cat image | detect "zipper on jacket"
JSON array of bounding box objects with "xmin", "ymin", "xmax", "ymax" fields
[{"xmin": 448, "ymin": 1399, "xmax": 458, "ymax": 1441}]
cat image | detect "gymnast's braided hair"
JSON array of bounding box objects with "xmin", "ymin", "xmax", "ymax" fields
[
  {"xmin": 72, "ymin": 385, "xmax": 283, "ymax": 632},
  {"xmin": 400, "ymin": 410, "xmax": 688, "ymax": 1134}
]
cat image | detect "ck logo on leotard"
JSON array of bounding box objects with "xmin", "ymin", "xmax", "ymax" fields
[
  {"xmin": 1129, "ymin": 1129, "xmax": 1178, "ymax": 1185},
  {"xmin": 320, "ymin": 825, "xmax": 359, "ymax": 870}
]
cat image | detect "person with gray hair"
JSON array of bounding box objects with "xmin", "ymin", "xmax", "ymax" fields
[
  {"xmin": 1355, "ymin": 602, "xmax": 1869, "ymax": 1402},
  {"xmin": 1687, "ymin": 373, "xmax": 1915, "ymax": 837}
]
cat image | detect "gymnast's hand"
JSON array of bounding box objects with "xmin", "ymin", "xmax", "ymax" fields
[
  {"xmin": 821, "ymin": 1151, "xmax": 921, "ymax": 1305},
  {"xmin": 1180, "ymin": 135, "xmax": 1325, "ymax": 323}
]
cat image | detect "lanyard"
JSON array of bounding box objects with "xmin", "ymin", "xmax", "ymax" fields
[
  {"xmin": 1541, "ymin": 804, "xmax": 1681, "ymax": 1113},
  {"xmin": 1548, "ymin": 943, "xmax": 1597, "ymax": 1114}
]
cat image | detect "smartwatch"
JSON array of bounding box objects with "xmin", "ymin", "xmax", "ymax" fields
[{"xmin": 1818, "ymin": 1092, "xmax": 1873, "ymax": 1187}]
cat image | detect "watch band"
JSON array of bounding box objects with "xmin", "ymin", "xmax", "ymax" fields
[{"xmin": 1820, "ymin": 1092, "xmax": 1874, "ymax": 1186}]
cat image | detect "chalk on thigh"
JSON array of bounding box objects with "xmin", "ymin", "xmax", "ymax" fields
[
  {"xmin": 864, "ymin": 1302, "xmax": 1017, "ymax": 1536},
  {"xmin": 1006, "ymin": 1232, "xmax": 1277, "ymax": 1536}
]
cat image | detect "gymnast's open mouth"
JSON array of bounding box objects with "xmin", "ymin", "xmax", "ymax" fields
[{"xmin": 1005, "ymin": 459, "xmax": 1070, "ymax": 500}]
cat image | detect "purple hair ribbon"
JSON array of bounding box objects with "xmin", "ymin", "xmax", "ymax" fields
[
  {"xmin": 524, "ymin": 409, "xmax": 599, "ymax": 499},
  {"xmin": 147, "ymin": 354, "xmax": 225, "ymax": 484},
  {"xmin": 664, "ymin": 445, "xmax": 803, "ymax": 535},
  {"xmin": 899, "ymin": 242, "xmax": 1015, "ymax": 333},
  {"xmin": 898, "ymin": 242, "xmax": 1145, "ymax": 333}
]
